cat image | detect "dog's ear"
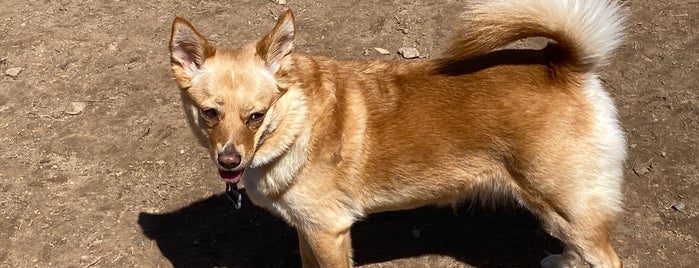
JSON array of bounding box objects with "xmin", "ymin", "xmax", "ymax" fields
[
  {"xmin": 256, "ymin": 9, "xmax": 295, "ymax": 74},
  {"xmin": 169, "ymin": 17, "xmax": 216, "ymax": 88}
]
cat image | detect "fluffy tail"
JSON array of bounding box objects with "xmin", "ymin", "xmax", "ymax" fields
[{"xmin": 443, "ymin": 0, "xmax": 626, "ymax": 73}]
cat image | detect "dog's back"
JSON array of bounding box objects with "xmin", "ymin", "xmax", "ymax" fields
[{"xmin": 281, "ymin": 1, "xmax": 626, "ymax": 267}]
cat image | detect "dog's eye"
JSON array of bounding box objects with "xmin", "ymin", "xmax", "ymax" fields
[
  {"xmin": 249, "ymin": 112, "xmax": 265, "ymax": 121},
  {"xmin": 201, "ymin": 108, "xmax": 219, "ymax": 119}
]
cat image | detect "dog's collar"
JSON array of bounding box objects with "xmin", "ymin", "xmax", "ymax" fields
[{"xmin": 225, "ymin": 182, "xmax": 242, "ymax": 209}]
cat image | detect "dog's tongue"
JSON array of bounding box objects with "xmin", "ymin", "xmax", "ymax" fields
[{"xmin": 219, "ymin": 169, "xmax": 244, "ymax": 183}]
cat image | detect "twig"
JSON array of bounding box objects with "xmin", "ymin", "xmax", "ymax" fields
[
  {"xmin": 599, "ymin": 76, "xmax": 618, "ymax": 91},
  {"xmin": 86, "ymin": 257, "xmax": 102, "ymax": 267},
  {"xmin": 138, "ymin": 127, "xmax": 151, "ymax": 140}
]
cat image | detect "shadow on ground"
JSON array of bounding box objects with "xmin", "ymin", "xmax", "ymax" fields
[{"xmin": 138, "ymin": 192, "xmax": 561, "ymax": 268}]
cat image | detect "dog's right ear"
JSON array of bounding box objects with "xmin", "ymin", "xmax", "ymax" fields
[
  {"xmin": 256, "ymin": 9, "xmax": 295, "ymax": 75},
  {"xmin": 170, "ymin": 17, "xmax": 215, "ymax": 89}
]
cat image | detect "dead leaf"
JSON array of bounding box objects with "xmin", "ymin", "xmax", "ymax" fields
[{"xmin": 374, "ymin": 47, "xmax": 390, "ymax": 55}]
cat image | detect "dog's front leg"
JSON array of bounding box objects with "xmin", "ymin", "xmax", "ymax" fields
[
  {"xmin": 297, "ymin": 230, "xmax": 320, "ymax": 268},
  {"xmin": 298, "ymin": 227, "xmax": 353, "ymax": 268}
]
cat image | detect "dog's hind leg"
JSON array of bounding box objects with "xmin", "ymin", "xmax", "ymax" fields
[
  {"xmin": 539, "ymin": 209, "xmax": 622, "ymax": 268},
  {"xmin": 515, "ymin": 155, "xmax": 623, "ymax": 267},
  {"xmin": 527, "ymin": 171, "xmax": 623, "ymax": 268}
]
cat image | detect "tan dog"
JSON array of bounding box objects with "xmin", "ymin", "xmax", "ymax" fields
[{"xmin": 168, "ymin": 0, "xmax": 627, "ymax": 267}]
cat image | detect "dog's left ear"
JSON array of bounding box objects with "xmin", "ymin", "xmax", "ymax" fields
[
  {"xmin": 170, "ymin": 17, "xmax": 216, "ymax": 88},
  {"xmin": 256, "ymin": 9, "xmax": 295, "ymax": 74}
]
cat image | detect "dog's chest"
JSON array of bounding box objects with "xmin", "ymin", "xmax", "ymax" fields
[{"xmin": 241, "ymin": 168, "xmax": 297, "ymax": 221}]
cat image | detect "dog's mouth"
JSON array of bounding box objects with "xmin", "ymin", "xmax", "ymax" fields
[{"xmin": 219, "ymin": 169, "xmax": 244, "ymax": 184}]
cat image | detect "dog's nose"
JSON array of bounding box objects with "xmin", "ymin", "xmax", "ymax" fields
[{"xmin": 218, "ymin": 150, "xmax": 241, "ymax": 169}]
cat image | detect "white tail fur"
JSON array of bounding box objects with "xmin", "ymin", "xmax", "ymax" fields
[{"xmin": 446, "ymin": 0, "xmax": 626, "ymax": 73}]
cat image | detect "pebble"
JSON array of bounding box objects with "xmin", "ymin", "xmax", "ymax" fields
[
  {"xmin": 272, "ymin": 0, "xmax": 287, "ymax": 4},
  {"xmin": 374, "ymin": 47, "xmax": 390, "ymax": 55},
  {"xmin": 65, "ymin": 102, "xmax": 87, "ymax": 115},
  {"xmin": 398, "ymin": 47, "xmax": 419, "ymax": 59},
  {"xmin": 661, "ymin": 152, "xmax": 667, "ymax": 157},
  {"xmin": 179, "ymin": 149, "xmax": 185, "ymax": 155},
  {"xmin": 5, "ymin": 67, "xmax": 23, "ymax": 78},
  {"xmin": 671, "ymin": 202, "xmax": 685, "ymax": 212},
  {"xmin": 107, "ymin": 42, "xmax": 118, "ymax": 51}
]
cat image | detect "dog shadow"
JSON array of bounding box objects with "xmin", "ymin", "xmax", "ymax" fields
[{"xmin": 138, "ymin": 191, "xmax": 561, "ymax": 268}]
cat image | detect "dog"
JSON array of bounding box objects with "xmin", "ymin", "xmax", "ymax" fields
[{"xmin": 168, "ymin": 0, "xmax": 627, "ymax": 267}]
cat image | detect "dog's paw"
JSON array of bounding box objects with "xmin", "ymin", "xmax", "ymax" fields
[{"xmin": 540, "ymin": 254, "xmax": 573, "ymax": 268}]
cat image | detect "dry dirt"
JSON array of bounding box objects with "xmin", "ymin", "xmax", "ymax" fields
[{"xmin": 1, "ymin": 0, "xmax": 697, "ymax": 267}]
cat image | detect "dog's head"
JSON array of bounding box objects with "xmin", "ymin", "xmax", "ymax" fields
[{"xmin": 169, "ymin": 10, "xmax": 307, "ymax": 184}]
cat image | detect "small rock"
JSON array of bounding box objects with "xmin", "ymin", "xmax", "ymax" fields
[
  {"xmin": 65, "ymin": 101, "xmax": 87, "ymax": 115},
  {"xmin": 179, "ymin": 149, "xmax": 185, "ymax": 155},
  {"xmin": 398, "ymin": 28, "xmax": 409, "ymax": 34},
  {"xmin": 272, "ymin": 0, "xmax": 287, "ymax": 4},
  {"xmin": 58, "ymin": 61, "xmax": 70, "ymax": 71},
  {"xmin": 107, "ymin": 42, "xmax": 118, "ymax": 51},
  {"xmin": 374, "ymin": 47, "xmax": 390, "ymax": 55},
  {"xmin": 398, "ymin": 47, "xmax": 419, "ymax": 59},
  {"xmin": 660, "ymin": 152, "xmax": 667, "ymax": 158},
  {"xmin": 5, "ymin": 67, "xmax": 23, "ymax": 78},
  {"xmin": 671, "ymin": 202, "xmax": 685, "ymax": 212},
  {"xmin": 128, "ymin": 56, "xmax": 141, "ymax": 64},
  {"xmin": 156, "ymin": 160, "xmax": 166, "ymax": 165}
]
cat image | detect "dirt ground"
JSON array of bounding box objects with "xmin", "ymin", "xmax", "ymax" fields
[{"xmin": 0, "ymin": 0, "xmax": 696, "ymax": 267}]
